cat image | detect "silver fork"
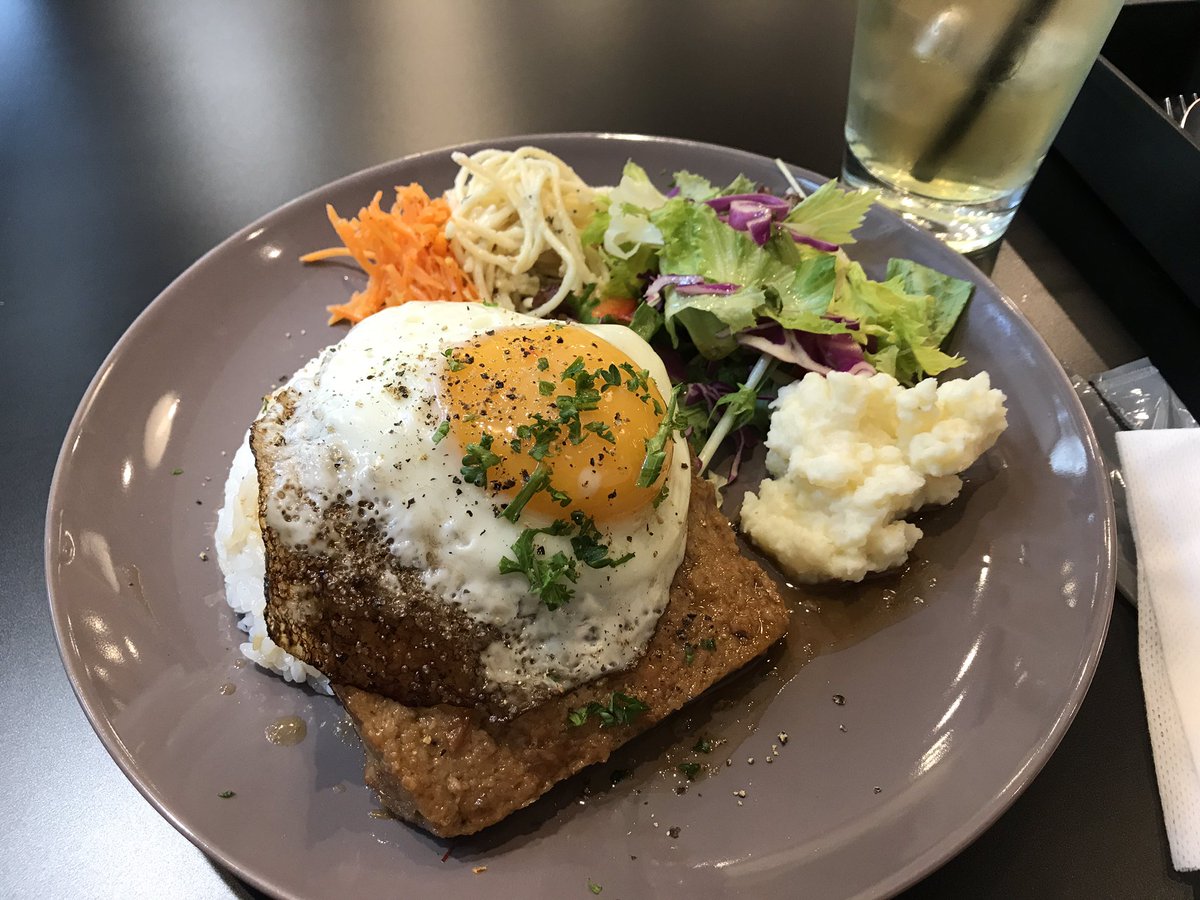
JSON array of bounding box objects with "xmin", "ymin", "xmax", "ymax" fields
[{"xmin": 1164, "ymin": 92, "xmax": 1200, "ymax": 125}]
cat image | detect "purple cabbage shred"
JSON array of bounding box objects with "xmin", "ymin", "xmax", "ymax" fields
[
  {"xmin": 703, "ymin": 193, "xmax": 842, "ymax": 253},
  {"xmin": 736, "ymin": 323, "xmax": 874, "ymax": 377},
  {"xmin": 705, "ymin": 193, "xmax": 790, "ymax": 247},
  {"xmin": 675, "ymin": 281, "xmax": 739, "ymax": 296},
  {"xmin": 727, "ymin": 426, "xmax": 755, "ymax": 484},
  {"xmin": 644, "ymin": 274, "xmax": 704, "ymax": 307},
  {"xmin": 787, "ymin": 231, "xmax": 840, "ymax": 253},
  {"xmin": 644, "ymin": 275, "xmax": 740, "ymax": 307}
]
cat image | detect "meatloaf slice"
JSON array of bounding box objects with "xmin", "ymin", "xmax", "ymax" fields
[{"xmin": 337, "ymin": 476, "xmax": 787, "ymax": 837}]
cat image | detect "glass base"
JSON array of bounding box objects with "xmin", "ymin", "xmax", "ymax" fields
[{"xmin": 841, "ymin": 147, "xmax": 1023, "ymax": 254}]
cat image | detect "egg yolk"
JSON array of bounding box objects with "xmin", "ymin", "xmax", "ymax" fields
[{"xmin": 441, "ymin": 324, "xmax": 671, "ymax": 522}]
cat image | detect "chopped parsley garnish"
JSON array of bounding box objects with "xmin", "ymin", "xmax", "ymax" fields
[
  {"xmin": 584, "ymin": 420, "xmax": 615, "ymax": 443},
  {"xmin": 460, "ymin": 434, "xmax": 501, "ymax": 487},
  {"xmin": 501, "ymin": 462, "xmax": 551, "ymax": 522},
  {"xmin": 556, "ymin": 388, "xmax": 601, "ymax": 422},
  {"xmin": 561, "ymin": 356, "xmax": 588, "ymax": 383},
  {"xmin": 171, "ymin": 468, "xmax": 183, "ymax": 476},
  {"xmin": 652, "ymin": 482, "xmax": 670, "ymax": 509},
  {"xmin": 677, "ymin": 762, "xmax": 702, "ymax": 781},
  {"xmin": 636, "ymin": 383, "xmax": 685, "ymax": 488},
  {"xmin": 570, "ymin": 511, "xmax": 634, "ymax": 569},
  {"xmin": 547, "ymin": 485, "xmax": 572, "ymax": 507},
  {"xmin": 557, "ymin": 356, "xmax": 602, "ymax": 421},
  {"xmin": 619, "ymin": 362, "xmax": 651, "ymax": 394},
  {"xmin": 567, "ymin": 691, "xmax": 649, "ymax": 729},
  {"xmin": 217, "ymin": 790, "xmax": 236, "ymax": 799},
  {"xmin": 498, "ymin": 521, "xmax": 578, "ymax": 610},
  {"xmin": 693, "ymin": 737, "xmax": 714, "ymax": 754},
  {"xmin": 442, "ymin": 347, "xmax": 467, "ymax": 372},
  {"xmin": 685, "ymin": 638, "xmax": 716, "ymax": 664},
  {"xmin": 431, "ymin": 419, "xmax": 451, "ymax": 444},
  {"xmin": 538, "ymin": 380, "xmax": 556, "ymax": 396},
  {"xmin": 598, "ymin": 363, "xmax": 622, "ymax": 391},
  {"xmin": 587, "ymin": 879, "xmax": 603, "ymax": 895},
  {"xmin": 537, "ymin": 356, "xmax": 550, "ymax": 371},
  {"xmin": 515, "ymin": 413, "xmax": 561, "ymax": 462},
  {"xmin": 498, "ymin": 510, "xmax": 632, "ymax": 608}
]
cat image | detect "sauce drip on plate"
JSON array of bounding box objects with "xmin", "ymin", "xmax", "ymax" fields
[{"xmin": 265, "ymin": 716, "xmax": 307, "ymax": 746}]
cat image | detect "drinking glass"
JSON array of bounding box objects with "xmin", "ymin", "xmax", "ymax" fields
[{"xmin": 842, "ymin": 0, "xmax": 1123, "ymax": 252}]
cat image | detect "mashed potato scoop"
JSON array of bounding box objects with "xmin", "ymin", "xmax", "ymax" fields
[{"xmin": 740, "ymin": 370, "xmax": 1008, "ymax": 583}]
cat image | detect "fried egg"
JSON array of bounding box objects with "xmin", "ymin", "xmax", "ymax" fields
[{"xmin": 242, "ymin": 301, "xmax": 690, "ymax": 697}]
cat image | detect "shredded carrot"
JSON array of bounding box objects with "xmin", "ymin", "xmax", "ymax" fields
[{"xmin": 300, "ymin": 183, "xmax": 478, "ymax": 325}]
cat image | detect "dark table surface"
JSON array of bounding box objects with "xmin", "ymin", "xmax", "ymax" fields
[{"xmin": 2, "ymin": 2, "xmax": 1197, "ymax": 897}]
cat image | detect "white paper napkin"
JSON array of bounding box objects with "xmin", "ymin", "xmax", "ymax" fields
[{"xmin": 1117, "ymin": 429, "xmax": 1200, "ymax": 871}]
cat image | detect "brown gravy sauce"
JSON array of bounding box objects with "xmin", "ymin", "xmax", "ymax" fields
[
  {"xmin": 766, "ymin": 550, "xmax": 933, "ymax": 682},
  {"xmin": 722, "ymin": 457, "xmax": 935, "ymax": 680},
  {"xmin": 582, "ymin": 481, "xmax": 941, "ymax": 791}
]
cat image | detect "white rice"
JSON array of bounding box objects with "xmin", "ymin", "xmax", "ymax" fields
[{"xmin": 214, "ymin": 436, "xmax": 332, "ymax": 694}]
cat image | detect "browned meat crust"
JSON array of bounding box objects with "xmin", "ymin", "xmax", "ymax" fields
[{"xmin": 337, "ymin": 476, "xmax": 787, "ymax": 837}]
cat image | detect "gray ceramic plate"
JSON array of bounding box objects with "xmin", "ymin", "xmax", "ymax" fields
[{"xmin": 47, "ymin": 134, "xmax": 1115, "ymax": 899}]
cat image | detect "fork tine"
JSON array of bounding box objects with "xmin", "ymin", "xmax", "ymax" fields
[{"xmin": 1162, "ymin": 94, "xmax": 1200, "ymax": 124}]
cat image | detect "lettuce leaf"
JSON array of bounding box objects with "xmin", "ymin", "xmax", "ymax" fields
[
  {"xmin": 828, "ymin": 259, "xmax": 965, "ymax": 382},
  {"xmin": 721, "ymin": 173, "xmax": 759, "ymax": 196},
  {"xmin": 628, "ymin": 302, "xmax": 663, "ymax": 342},
  {"xmin": 670, "ymin": 170, "xmax": 759, "ymax": 201},
  {"xmin": 671, "ymin": 170, "xmax": 719, "ymax": 201},
  {"xmin": 655, "ymin": 199, "xmax": 772, "ymax": 282},
  {"xmin": 653, "ymin": 201, "xmax": 844, "ymax": 353},
  {"xmin": 757, "ymin": 237, "xmax": 843, "ymax": 332},
  {"xmin": 664, "ymin": 285, "xmax": 766, "ymax": 358},
  {"xmin": 782, "ymin": 181, "xmax": 875, "ymax": 246},
  {"xmin": 598, "ymin": 161, "xmax": 668, "ymax": 261},
  {"xmin": 600, "ymin": 243, "xmax": 658, "ymax": 298},
  {"xmin": 585, "ymin": 162, "xmax": 672, "ymax": 296},
  {"xmin": 884, "ymin": 258, "xmax": 973, "ymax": 344},
  {"xmin": 580, "ymin": 206, "xmax": 610, "ymax": 246},
  {"xmin": 611, "ymin": 161, "xmax": 668, "ymax": 211}
]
